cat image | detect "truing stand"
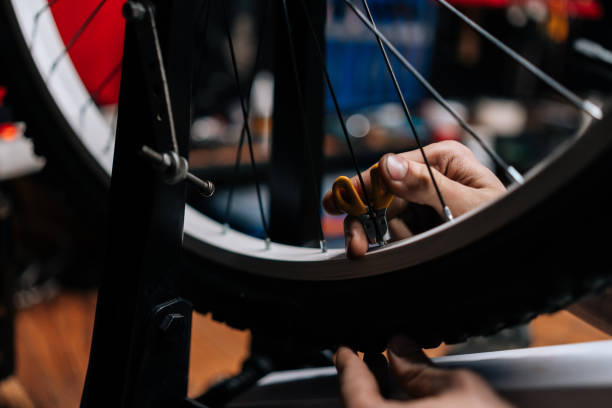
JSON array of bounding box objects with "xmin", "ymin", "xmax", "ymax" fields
[{"xmin": 80, "ymin": 1, "xmax": 205, "ymax": 407}]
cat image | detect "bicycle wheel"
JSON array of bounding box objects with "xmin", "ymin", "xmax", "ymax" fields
[{"xmin": 2, "ymin": 0, "xmax": 611, "ymax": 350}]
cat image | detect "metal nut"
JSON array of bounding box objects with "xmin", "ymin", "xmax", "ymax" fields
[
  {"xmin": 159, "ymin": 313, "xmax": 184, "ymax": 332},
  {"xmin": 122, "ymin": 1, "xmax": 147, "ymax": 21}
]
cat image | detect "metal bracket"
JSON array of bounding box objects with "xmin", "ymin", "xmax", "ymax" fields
[
  {"xmin": 132, "ymin": 298, "xmax": 194, "ymax": 408},
  {"xmin": 141, "ymin": 146, "xmax": 214, "ymax": 197}
]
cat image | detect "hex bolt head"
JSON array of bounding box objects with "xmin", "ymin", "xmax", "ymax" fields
[
  {"xmin": 122, "ymin": 1, "xmax": 147, "ymax": 21},
  {"xmin": 159, "ymin": 313, "xmax": 184, "ymax": 333}
]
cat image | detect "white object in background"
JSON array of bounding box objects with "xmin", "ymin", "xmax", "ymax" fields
[
  {"xmin": 250, "ymin": 70, "xmax": 275, "ymax": 119},
  {"xmin": 0, "ymin": 123, "xmax": 46, "ymax": 181},
  {"xmin": 228, "ymin": 340, "xmax": 612, "ymax": 408},
  {"xmin": 475, "ymin": 98, "xmax": 528, "ymax": 138},
  {"xmin": 574, "ymin": 38, "xmax": 612, "ymax": 67},
  {"xmin": 464, "ymin": 124, "xmax": 495, "ymax": 172},
  {"xmin": 438, "ymin": 340, "xmax": 612, "ymax": 390},
  {"xmin": 421, "ymin": 98, "xmax": 469, "ymax": 129},
  {"xmin": 346, "ymin": 113, "xmax": 370, "ymax": 138}
]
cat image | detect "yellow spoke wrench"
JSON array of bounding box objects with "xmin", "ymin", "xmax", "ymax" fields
[{"xmin": 332, "ymin": 163, "xmax": 394, "ymax": 246}]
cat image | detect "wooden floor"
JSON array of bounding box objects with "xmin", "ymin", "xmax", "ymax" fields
[{"xmin": 7, "ymin": 291, "xmax": 611, "ymax": 408}]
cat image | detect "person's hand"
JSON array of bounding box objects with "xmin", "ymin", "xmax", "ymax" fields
[
  {"xmin": 335, "ymin": 336, "xmax": 513, "ymax": 408},
  {"xmin": 322, "ymin": 141, "xmax": 506, "ymax": 258}
]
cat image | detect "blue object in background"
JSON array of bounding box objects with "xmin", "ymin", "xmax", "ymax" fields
[
  {"xmin": 204, "ymin": 1, "xmax": 439, "ymax": 240},
  {"xmin": 326, "ymin": 0, "xmax": 437, "ymax": 113}
]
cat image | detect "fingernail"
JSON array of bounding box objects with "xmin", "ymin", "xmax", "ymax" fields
[{"xmin": 386, "ymin": 154, "xmax": 407, "ymax": 180}]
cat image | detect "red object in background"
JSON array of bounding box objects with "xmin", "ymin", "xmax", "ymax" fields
[
  {"xmin": 447, "ymin": 0, "xmax": 509, "ymax": 6},
  {"xmin": 0, "ymin": 123, "xmax": 19, "ymax": 141},
  {"xmin": 322, "ymin": 216, "xmax": 345, "ymax": 238},
  {"xmin": 50, "ymin": 0, "xmax": 125, "ymax": 106},
  {"xmin": 430, "ymin": 125, "xmax": 463, "ymax": 143},
  {"xmin": 445, "ymin": 0, "xmax": 603, "ymax": 19},
  {"xmin": 47, "ymin": 0, "xmax": 603, "ymax": 107},
  {"xmin": 0, "ymin": 86, "xmax": 6, "ymax": 107}
]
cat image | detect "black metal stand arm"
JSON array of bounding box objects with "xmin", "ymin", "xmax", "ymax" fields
[{"xmin": 80, "ymin": 1, "xmax": 204, "ymax": 407}]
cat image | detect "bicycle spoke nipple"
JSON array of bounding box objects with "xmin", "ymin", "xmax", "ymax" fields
[
  {"xmin": 123, "ymin": 1, "xmax": 147, "ymax": 21},
  {"xmin": 443, "ymin": 206, "xmax": 454, "ymax": 221},
  {"xmin": 507, "ymin": 166, "xmax": 524, "ymax": 185},
  {"xmin": 141, "ymin": 146, "xmax": 215, "ymax": 197},
  {"xmin": 265, "ymin": 237, "xmax": 271, "ymax": 250},
  {"xmin": 583, "ymin": 100, "xmax": 603, "ymax": 120},
  {"xmin": 320, "ymin": 239, "xmax": 328, "ymax": 253}
]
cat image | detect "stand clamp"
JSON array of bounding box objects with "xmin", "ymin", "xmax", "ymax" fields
[{"xmin": 141, "ymin": 146, "xmax": 215, "ymax": 197}]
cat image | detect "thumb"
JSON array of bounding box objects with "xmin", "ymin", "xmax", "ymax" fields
[
  {"xmin": 336, "ymin": 347, "xmax": 385, "ymax": 408},
  {"xmin": 379, "ymin": 153, "xmax": 467, "ymax": 217}
]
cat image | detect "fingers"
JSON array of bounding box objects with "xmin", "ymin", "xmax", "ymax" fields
[
  {"xmin": 378, "ymin": 153, "xmax": 499, "ymax": 217},
  {"xmin": 323, "ymin": 140, "xmax": 500, "ymax": 216},
  {"xmin": 336, "ymin": 343, "xmax": 511, "ymax": 408},
  {"xmin": 339, "ymin": 207, "xmax": 412, "ymax": 259},
  {"xmin": 379, "ymin": 154, "xmax": 458, "ymax": 216},
  {"xmin": 388, "ymin": 350, "xmax": 453, "ymax": 398},
  {"xmin": 364, "ymin": 353, "xmax": 390, "ymax": 398},
  {"xmin": 395, "ymin": 141, "xmax": 504, "ymax": 191},
  {"xmin": 322, "ymin": 141, "xmax": 506, "ymax": 259},
  {"xmin": 388, "ymin": 336, "xmax": 432, "ymax": 365},
  {"xmin": 344, "ymin": 216, "xmax": 369, "ymax": 259},
  {"xmin": 387, "ymin": 336, "xmax": 450, "ymax": 398},
  {"xmin": 388, "ymin": 218, "xmax": 413, "ymax": 241},
  {"xmin": 336, "ymin": 347, "xmax": 385, "ymax": 408},
  {"xmin": 387, "ymin": 336, "xmax": 506, "ymax": 405},
  {"xmin": 389, "ymin": 359, "xmax": 512, "ymax": 408}
]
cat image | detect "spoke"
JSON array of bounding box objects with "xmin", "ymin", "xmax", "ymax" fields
[
  {"xmin": 222, "ymin": 1, "xmax": 267, "ymax": 230},
  {"xmin": 434, "ymin": 0, "xmax": 601, "ymax": 120},
  {"xmin": 31, "ymin": 0, "xmax": 62, "ymax": 47},
  {"xmin": 35, "ymin": 0, "xmax": 61, "ymax": 19},
  {"xmin": 361, "ymin": 0, "xmax": 451, "ymax": 220},
  {"xmin": 49, "ymin": 0, "xmax": 107, "ymax": 74},
  {"xmin": 296, "ymin": 0, "xmax": 381, "ymax": 236},
  {"xmin": 221, "ymin": 2, "xmax": 270, "ymax": 244},
  {"xmin": 222, "ymin": 124, "xmax": 247, "ymax": 231},
  {"xmin": 280, "ymin": 0, "xmax": 327, "ymax": 250},
  {"xmin": 91, "ymin": 61, "xmax": 122, "ymax": 101},
  {"xmin": 344, "ymin": 0, "xmax": 524, "ymax": 185},
  {"xmin": 145, "ymin": 2, "xmax": 180, "ymax": 154},
  {"xmin": 79, "ymin": 60, "xmax": 122, "ymax": 117}
]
